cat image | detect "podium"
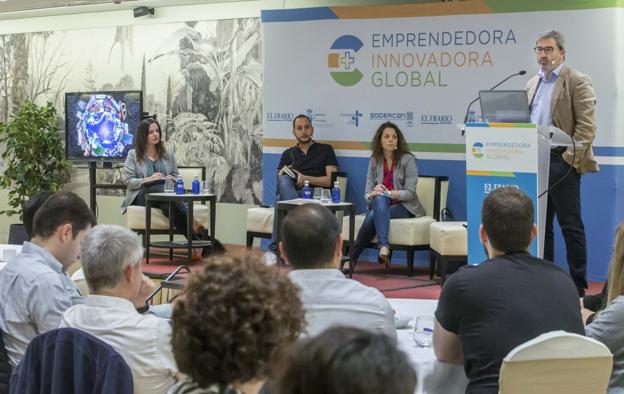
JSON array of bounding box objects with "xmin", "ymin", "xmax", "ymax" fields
[{"xmin": 464, "ymin": 123, "xmax": 572, "ymax": 264}]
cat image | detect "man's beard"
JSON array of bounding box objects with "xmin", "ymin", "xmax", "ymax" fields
[{"xmin": 296, "ymin": 136, "xmax": 312, "ymax": 144}]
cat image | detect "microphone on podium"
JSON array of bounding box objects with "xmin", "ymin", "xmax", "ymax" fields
[{"xmin": 462, "ymin": 70, "xmax": 527, "ymax": 128}]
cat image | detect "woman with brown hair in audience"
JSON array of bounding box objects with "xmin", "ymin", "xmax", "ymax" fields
[
  {"xmin": 276, "ymin": 326, "xmax": 416, "ymax": 394},
  {"xmin": 585, "ymin": 221, "xmax": 624, "ymax": 392},
  {"xmin": 168, "ymin": 251, "xmax": 305, "ymax": 394}
]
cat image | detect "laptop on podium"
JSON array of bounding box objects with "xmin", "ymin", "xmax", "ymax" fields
[{"xmin": 479, "ymin": 90, "xmax": 531, "ymax": 123}]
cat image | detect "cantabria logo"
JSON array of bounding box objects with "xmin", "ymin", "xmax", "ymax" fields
[
  {"xmin": 328, "ymin": 35, "xmax": 364, "ymax": 87},
  {"xmin": 472, "ymin": 142, "xmax": 484, "ymax": 159}
]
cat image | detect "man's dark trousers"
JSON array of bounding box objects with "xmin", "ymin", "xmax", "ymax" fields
[{"xmin": 544, "ymin": 152, "xmax": 587, "ymax": 296}]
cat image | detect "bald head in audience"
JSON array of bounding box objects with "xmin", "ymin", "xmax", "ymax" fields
[{"xmin": 279, "ymin": 203, "xmax": 342, "ymax": 269}]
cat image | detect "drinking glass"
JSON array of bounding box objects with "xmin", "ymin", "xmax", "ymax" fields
[
  {"xmin": 320, "ymin": 189, "xmax": 332, "ymax": 204},
  {"xmin": 164, "ymin": 179, "xmax": 175, "ymax": 193},
  {"xmin": 313, "ymin": 187, "xmax": 323, "ymax": 201},
  {"xmin": 412, "ymin": 315, "xmax": 434, "ymax": 347},
  {"xmin": 201, "ymin": 181, "xmax": 210, "ymax": 195},
  {"xmin": 2, "ymin": 248, "xmax": 17, "ymax": 261}
]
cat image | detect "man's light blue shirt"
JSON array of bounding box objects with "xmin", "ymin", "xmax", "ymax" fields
[
  {"xmin": 0, "ymin": 241, "xmax": 83, "ymax": 368},
  {"xmin": 288, "ymin": 268, "xmax": 397, "ymax": 341},
  {"xmin": 530, "ymin": 63, "xmax": 565, "ymax": 126}
]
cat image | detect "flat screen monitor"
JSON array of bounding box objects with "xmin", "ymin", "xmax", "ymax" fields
[
  {"xmin": 479, "ymin": 90, "xmax": 531, "ymax": 124},
  {"xmin": 65, "ymin": 90, "xmax": 143, "ymax": 161}
]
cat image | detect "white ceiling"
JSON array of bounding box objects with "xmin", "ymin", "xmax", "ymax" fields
[
  {"xmin": 0, "ymin": 0, "xmax": 253, "ymax": 15},
  {"xmin": 0, "ymin": 0, "xmax": 134, "ymax": 13}
]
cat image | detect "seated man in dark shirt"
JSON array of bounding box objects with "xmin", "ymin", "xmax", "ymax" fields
[
  {"xmin": 268, "ymin": 114, "xmax": 338, "ymax": 254},
  {"xmin": 433, "ymin": 187, "xmax": 584, "ymax": 394}
]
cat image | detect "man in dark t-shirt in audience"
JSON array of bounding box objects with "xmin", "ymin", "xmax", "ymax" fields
[{"xmin": 433, "ymin": 187, "xmax": 584, "ymax": 394}]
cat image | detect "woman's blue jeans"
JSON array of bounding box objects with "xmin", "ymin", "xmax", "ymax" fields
[{"xmin": 350, "ymin": 196, "xmax": 413, "ymax": 263}]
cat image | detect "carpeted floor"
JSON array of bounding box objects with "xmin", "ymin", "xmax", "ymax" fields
[{"xmin": 141, "ymin": 244, "xmax": 604, "ymax": 300}]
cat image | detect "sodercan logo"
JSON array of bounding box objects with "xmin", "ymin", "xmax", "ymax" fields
[
  {"xmin": 472, "ymin": 142, "xmax": 484, "ymax": 159},
  {"xmin": 328, "ymin": 35, "xmax": 364, "ymax": 87}
]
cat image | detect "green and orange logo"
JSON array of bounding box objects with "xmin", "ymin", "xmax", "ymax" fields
[
  {"xmin": 328, "ymin": 35, "xmax": 364, "ymax": 87},
  {"xmin": 472, "ymin": 142, "xmax": 484, "ymax": 159}
]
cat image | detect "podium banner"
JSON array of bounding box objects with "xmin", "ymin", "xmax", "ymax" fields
[{"xmin": 465, "ymin": 123, "xmax": 539, "ymax": 264}]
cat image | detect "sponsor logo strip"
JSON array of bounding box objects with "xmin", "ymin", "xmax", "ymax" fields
[
  {"xmin": 261, "ymin": 7, "xmax": 338, "ymax": 22},
  {"xmin": 263, "ymin": 139, "xmax": 465, "ymax": 153},
  {"xmin": 329, "ymin": 2, "xmax": 493, "ymax": 19},
  {"xmin": 466, "ymin": 170, "xmax": 516, "ymax": 177},
  {"xmin": 486, "ymin": 123, "xmax": 536, "ymax": 128},
  {"xmin": 262, "ymin": 1, "xmax": 620, "ymax": 23}
]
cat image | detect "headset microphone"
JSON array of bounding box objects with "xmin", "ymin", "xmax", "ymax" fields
[{"xmin": 551, "ymin": 60, "xmax": 556, "ymax": 65}]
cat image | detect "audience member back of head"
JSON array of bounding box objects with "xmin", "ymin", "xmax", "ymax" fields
[
  {"xmin": 280, "ymin": 203, "xmax": 341, "ymax": 269},
  {"xmin": 434, "ymin": 186, "xmax": 584, "ymax": 394},
  {"xmin": 0, "ymin": 191, "xmax": 96, "ymax": 369},
  {"xmin": 61, "ymin": 224, "xmax": 177, "ymax": 394},
  {"xmin": 168, "ymin": 251, "xmax": 305, "ymax": 394},
  {"xmin": 21, "ymin": 190, "xmax": 55, "ymax": 241},
  {"xmin": 276, "ymin": 326, "xmax": 416, "ymax": 394},
  {"xmin": 279, "ymin": 203, "xmax": 397, "ymax": 341}
]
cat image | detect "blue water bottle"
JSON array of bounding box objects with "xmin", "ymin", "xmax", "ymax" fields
[
  {"xmin": 175, "ymin": 175, "xmax": 185, "ymax": 195},
  {"xmin": 192, "ymin": 176, "xmax": 200, "ymax": 195},
  {"xmin": 331, "ymin": 181, "xmax": 341, "ymax": 203},
  {"xmin": 302, "ymin": 180, "xmax": 312, "ymax": 199},
  {"xmin": 467, "ymin": 110, "xmax": 476, "ymax": 123}
]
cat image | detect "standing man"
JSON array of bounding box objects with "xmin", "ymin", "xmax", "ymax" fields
[
  {"xmin": 527, "ymin": 29, "xmax": 598, "ymax": 296},
  {"xmin": 268, "ymin": 114, "xmax": 338, "ymax": 256}
]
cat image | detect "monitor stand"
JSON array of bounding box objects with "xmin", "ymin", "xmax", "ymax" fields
[{"xmin": 88, "ymin": 161, "xmax": 126, "ymax": 216}]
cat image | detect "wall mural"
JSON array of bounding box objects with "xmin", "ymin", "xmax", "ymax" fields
[{"xmin": 0, "ymin": 18, "xmax": 263, "ymax": 204}]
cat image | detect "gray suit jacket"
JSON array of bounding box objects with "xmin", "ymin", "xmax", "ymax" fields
[
  {"xmin": 526, "ymin": 65, "xmax": 598, "ymax": 174},
  {"xmin": 120, "ymin": 148, "xmax": 179, "ymax": 214},
  {"xmin": 364, "ymin": 153, "xmax": 425, "ymax": 217}
]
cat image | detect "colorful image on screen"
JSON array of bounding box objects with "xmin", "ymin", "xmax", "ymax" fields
[{"xmin": 65, "ymin": 91, "xmax": 142, "ymax": 160}]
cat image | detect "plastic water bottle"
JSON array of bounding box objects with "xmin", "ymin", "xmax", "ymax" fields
[
  {"xmin": 175, "ymin": 175, "xmax": 185, "ymax": 195},
  {"xmin": 467, "ymin": 110, "xmax": 476, "ymax": 123},
  {"xmin": 331, "ymin": 181, "xmax": 341, "ymax": 203},
  {"xmin": 192, "ymin": 176, "xmax": 200, "ymax": 195},
  {"xmin": 302, "ymin": 180, "xmax": 312, "ymax": 199}
]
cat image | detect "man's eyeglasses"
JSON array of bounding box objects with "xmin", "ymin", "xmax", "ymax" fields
[{"xmin": 533, "ymin": 46, "xmax": 556, "ymax": 54}]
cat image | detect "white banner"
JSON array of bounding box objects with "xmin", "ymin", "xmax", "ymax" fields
[{"xmin": 262, "ymin": 6, "xmax": 622, "ymax": 154}]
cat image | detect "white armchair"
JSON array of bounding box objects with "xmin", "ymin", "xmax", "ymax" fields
[
  {"xmin": 245, "ymin": 171, "xmax": 349, "ymax": 248},
  {"xmin": 341, "ymin": 175, "xmax": 449, "ymax": 276},
  {"xmin": 499, "ymin": 331, "xmax": 612, "ymax": 394},
  {"xmin": 126, "ymin": 166, "xmax": 211, "ymax": 244}
]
